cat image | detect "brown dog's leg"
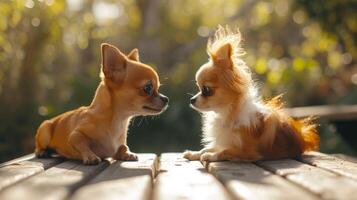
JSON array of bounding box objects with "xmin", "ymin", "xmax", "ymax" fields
[
  {"xmin": 115, "ymin": 145, "xmax": 138, "ymax": 161},
  {"xmin": 68, "ymin": 131, "xmax": 101, "ymax": 165}
]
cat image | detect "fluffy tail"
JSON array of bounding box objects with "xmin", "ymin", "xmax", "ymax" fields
[
  {"xmin": 266, "ymin": 95, "xmax": 320, "ymax": 152},
  {"xmin": 290, "ymin": 117, "xmax": 320, "ymax": 152}
]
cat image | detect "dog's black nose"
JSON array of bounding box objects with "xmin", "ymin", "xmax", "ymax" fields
[
  {"xmin": 190, "ymin": 97, "xmax": 196, "ymax": 104},
  {"xmin": 159, "ymin": 94, "xmax": 169, "ymax": 103}
]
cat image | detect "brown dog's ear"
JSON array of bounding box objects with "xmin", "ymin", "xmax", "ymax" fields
[
  {"xmin": 101, "ymin": 43, "xmax": 127, "ymax": 82},
  {"xmin": 127, "ymin": 48, "xmax": 139, "ymax": 61},
  {"xmin": 213, "ymin": 43, "xmax": 232, "ymax": 68}
]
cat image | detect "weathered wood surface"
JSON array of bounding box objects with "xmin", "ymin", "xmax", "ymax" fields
[
  {"xmin": 333, "ymin": 154, "xmax": 357, "ymax": 164},
  {"xmin": 0, "ymin": 153, "xmax": 36, "ymax": 168},
  {"xmin": 0, "ymin": 154, "xmax": 63, "ymax": 191},
  {"xmin": 0, "ymin": 160, "xmax": 109, "ymax": 200},
  {"xmin": 207, "ymin": 161, "xmax": 318, "ymax": 200},
  {"xmin": 153, "ymin": 153, "xmax": 232, "ymax": 200},
  {"xmin": 257, "ymin": 159, "xmax": 357, "ymax": 200},
  {"xmin": 70, "ymin": 154, "xmax": 157, "ymax": 200},
  {"xmin": 300, "ymin": 151, "xmax": 357, "ymax": 180},
  {"xmin": 0, "ymin": 152, "xmax": 356, "ymax": 200}
]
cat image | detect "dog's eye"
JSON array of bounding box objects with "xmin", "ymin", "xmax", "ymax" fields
[
  {"xmin": 143, "ymin": 82, "xmax": 153, "ymax": 96},
  {"xmin": 201, "ymin": 86, "xmax": 212, "ymax": 97}
]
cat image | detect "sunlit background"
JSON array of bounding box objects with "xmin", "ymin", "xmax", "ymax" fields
[{"xmin": 0, "ymin": 0, "xmax": 356, "ymax": 162}]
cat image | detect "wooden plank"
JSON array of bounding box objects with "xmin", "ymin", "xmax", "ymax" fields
[
  {"xmin": 300, "ymin": 152, "xmax": 357, "ymax": 180},
  {"xmin": 285, "ymin": 105, "xmax": 357, "ymax": 120},
  {"xmin": 332, "ymin": 154, "xmax": 357, "ymax": 164},
  {"xmin": 0, "ymin": 160, "xmax": 109, "ymax": 200},
  {"xmin": 0, "ymin": 155, "xmax": 63, "ymax": 191},
  {"xmin": 153, "ymin": 153, "xmax": 232, "ymax": 200},
  {"xmin": 69, "ymin": 154, "xmax": 157, "ymax": 200},
  {"xmin": 0, "ymin": 153, "xmax": 35, "ymax": 168},
  {"xmin": 257, "ymin": 159, "xmax": 357, "ymax": 200},
  {"xmin": 207, "ymin": 161, "xmax": 318, "ymax": 200}
]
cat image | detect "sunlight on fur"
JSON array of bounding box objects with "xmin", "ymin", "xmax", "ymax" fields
[
  {"xmin": 184, "ymin": 25, "xmax": 320, "ymax": 162},
  {"xmin": 35, "ymin": 43, "xmax": 169, "ymax": 165}
]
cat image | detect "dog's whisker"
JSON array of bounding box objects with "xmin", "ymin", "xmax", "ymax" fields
[
  {"xmin": 137, "ymin": 117, "xmax": 144, "ymax": 127},
  {"xmin": 144, "ymin": 117, "xmax": 149, "ymax": 125},
  {"xmin": 131, "ymin": 118, "xmax": 136, "ymax": 126}
]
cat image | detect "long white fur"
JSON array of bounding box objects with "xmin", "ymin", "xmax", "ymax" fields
[
  {"xmin": 202, "ymin": 25, "xmax": 271, "ymax": 151},
  {"xmin": 202, "ymin": 88, "xmax": 270, "ymax": 151}
]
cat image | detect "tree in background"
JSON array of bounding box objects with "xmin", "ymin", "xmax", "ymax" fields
[{"xmin": 0, "ymin": 0, "xmax": 356, "ymax": 161}]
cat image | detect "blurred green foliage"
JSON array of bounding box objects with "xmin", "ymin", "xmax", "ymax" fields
[{"xmin": 0, "ymin": 0, "xmax": 356, "ymax": 161}]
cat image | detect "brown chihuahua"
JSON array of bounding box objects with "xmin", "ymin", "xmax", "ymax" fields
[{"xmin": 35, "ymin": 43, "xmax": 168, "ymax": 164}]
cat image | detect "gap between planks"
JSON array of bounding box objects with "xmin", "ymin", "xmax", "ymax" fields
[
  {"xmin": 205, "ymin": 160, "xmax": 318, "ymax": 200},
  {"xmin": 0, "ymin": 154, "xmax": 64, "ymax": 191},
  {"xmin": 69, "ymin": 154, "xmax": 158, "ymax": 200},
  {"xmin": 153, "ymin": 153, "xmax": 233, "ymax": 200},
  {"xmin": 0, "ymin": 154, "xmax": 159, "ymax": 200},
  {"xmin": 0, "ymin": 153, "xmax": 36, "ymax": 168},
  {"xmin": 1, "ymin": 152, "xmax": 356, "ymax": 200},
  {"xmin": 0, "ymin": 159, "xmax": 109, "ymax": 200},
  {"xmin": 257, "ymin": 158, "xmax": 357, "ymax": 200},
  {"xmin": 299, "ymin": 151, "xmax": 357, "ymax": 181}
]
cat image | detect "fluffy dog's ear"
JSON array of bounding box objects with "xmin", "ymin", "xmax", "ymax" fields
[
  {"xmin": 127, "ymin": 48, "xmax": 139, "ymax": 61},
  {"xmin": 213, "ymin": 43, "xmax": 232, "ymax": 68},
  {"xmin": 101, "ymin": 43, "xmax": 127, "ymax": 82}
]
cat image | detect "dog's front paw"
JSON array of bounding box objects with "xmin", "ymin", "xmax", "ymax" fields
[
  {"xmin": 117, "ymin": 152, "xmax": 138, "ymax": 161},
  {"xmin": 183, "ymin": 151, "xmax": 201, "ymax": 161},
  {"xmin": 83, "ymin": 154, "xmax": 102, "ymax": 165},
  {"xmin": 200, "ymin": 152, "xmax": 219, "ymax": 162}
]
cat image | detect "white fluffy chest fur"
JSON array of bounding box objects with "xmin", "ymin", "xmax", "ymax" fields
[
  {"xmin": 202, "ymin": 112, "xmax": 242, "ymax": 150},
  {"xmin": 110, "ymin": 115, "xmax": 131, "ymax": 146},
  {"xmin": 92, "ymin": 113, "xmax": 132, "ymax": 157},
  {"xmin": 202, "ymin": 97, "xmax": 269, "ymax": 151}
]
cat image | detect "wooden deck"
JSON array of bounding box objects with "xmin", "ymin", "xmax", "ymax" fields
[{"xmin": 0, "ymin": 152, "xmax": 356, "ymax": 200}]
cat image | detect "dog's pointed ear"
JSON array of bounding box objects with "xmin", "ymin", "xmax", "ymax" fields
[
  {"xmin": 101, "ymin": 43, "xmax": 127, "ymax": 82},
  {"xmin": 212, "ymin": 43, "xmax": 232, "ymax": 68},
  {"xmin": 127, "ymin": 48, "xmax": 139, "ymax": 61}
]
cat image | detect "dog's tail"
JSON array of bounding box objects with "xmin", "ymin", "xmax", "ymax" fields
[
  {"xmin": 266, "ymin": 95, "xmax": 320, "ymax": 152},
  {"xmin": 290, "ymin": 117, "xmax": 320, "ymax": 152}
]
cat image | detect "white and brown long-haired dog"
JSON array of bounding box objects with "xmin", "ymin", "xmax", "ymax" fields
[{"xmin": 184, "ymin": 25, "xmax": 319, "ymax": 162}]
